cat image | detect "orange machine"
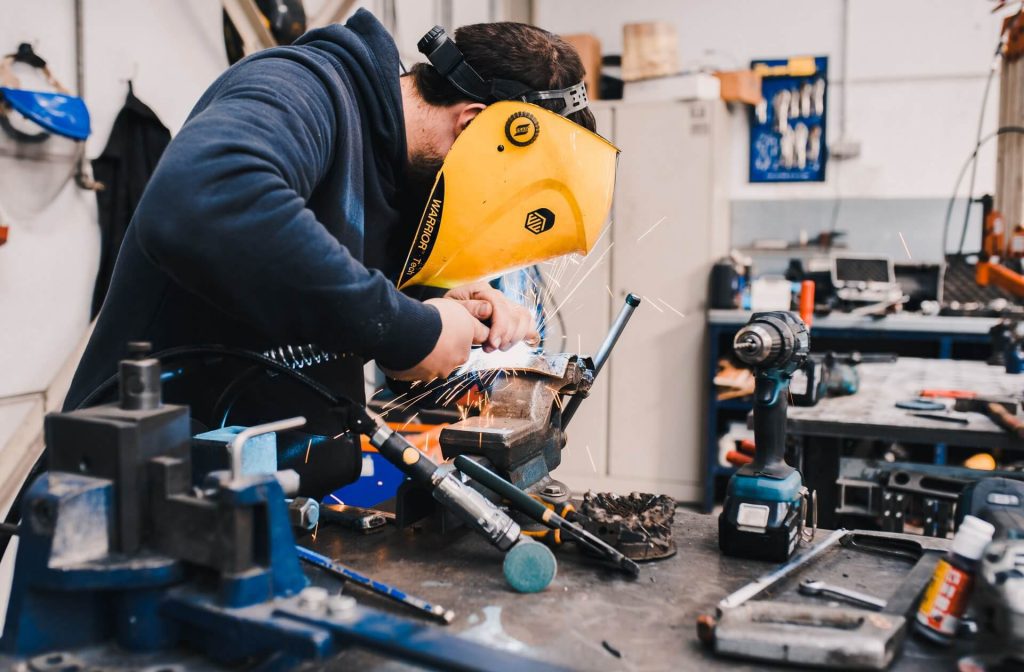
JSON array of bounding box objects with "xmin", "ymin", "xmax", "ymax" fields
[
  {"xmin": 978, "ymin": 12, "xmax": 1024, "ymax": 297},
  {"xmin": 977, "ymin": 195, "xmax": 1024, "ymax": 297}
]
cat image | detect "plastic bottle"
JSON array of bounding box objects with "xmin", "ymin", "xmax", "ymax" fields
[{"xmin": 914, "ymin": 515, "xmax": 995, "ymax": 644}]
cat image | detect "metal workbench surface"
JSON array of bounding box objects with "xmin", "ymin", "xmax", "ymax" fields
[
  {"xmin": 787, "ymin": 357, "xmax": 1024, "ymax": 450},
  {"xmin": 303, "ymin": 508, "xmax": 961, "ymax": 672},
  {"xmin": 708, "ymin": 309, "xmax": 999, "ymax": 334}
]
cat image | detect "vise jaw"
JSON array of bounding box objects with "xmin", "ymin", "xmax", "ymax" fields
[{"xmin": 438, "ymin": 353, "xmax": 593, "ymax": 493}]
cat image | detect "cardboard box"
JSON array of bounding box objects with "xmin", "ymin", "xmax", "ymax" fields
[
  {"xmin": 563, "ymin": 33, "xmax": 602, "ymax": 101},
  {"xmin": 714, "ymin": 70, "xmax": 762, "ymax": 105},
  {"xmin": 622, "ymin": 22, "xmax": 679, "ymax": 81}
]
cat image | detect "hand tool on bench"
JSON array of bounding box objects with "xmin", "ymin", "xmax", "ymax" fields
[
  {"xmin": 799, "ymin": 579, "xmax": 887, "ymax": 611},
  {"xmin": 347, "ymin": 407, "xmax": 559, "ymax": 593},
  {"xmin": 699, "ymin": 529, "xmax": 951, "ymax": 670},
  {"xmin": 453, "ymin": 454, "xmax": 640, "ymax": 577},
  {"xmin": 908, "ymin": 411, "xmax": 970, "ymax": 425},
  {"xmin": 954, "ymin": 395, "xmax": 1024, "ymax": 439},
  {"xmin": 296, "ymin": 545, "xmax": 455, "ymax": 624}
]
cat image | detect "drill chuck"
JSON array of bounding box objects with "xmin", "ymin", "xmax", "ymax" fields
[{"xmin": 732, "ymin": 312, "xmax": 809, "ymax": 371}]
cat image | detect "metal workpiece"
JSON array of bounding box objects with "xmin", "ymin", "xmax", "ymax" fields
[
  {"xmin": 561, "ymin": 293, "xmax": 640, "ymax": 428},
  {"xmin": 712, "ymin": 601, "xmax": 905, "ymax": 670},
  {"xmin": 799, "ymin": 579, "xmax": 887, "ymax": 611},
  {"xmin": 439, "ymin": 353, "xmax": 592, "ymax": 493},
  {"xmin": 432, "ymin": 471, "xmax": 521, "ymax": 552}
]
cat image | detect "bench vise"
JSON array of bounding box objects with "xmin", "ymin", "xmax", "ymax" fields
[
  {"xmin": 440, "ymin": 351, "xmax": 593, "ymax": 499},
  {"xmin": 0, "ymin": 346, "xmax": 566, "ymax": 672}
]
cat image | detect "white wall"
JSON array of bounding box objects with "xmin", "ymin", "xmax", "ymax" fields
[
  {"xmin": 533, "ymin": 0, "xmax": 1005, "ymax": 202},
  {"xmin": 0, "ymin": 1, "xmax": 226, "ymax": 404}
]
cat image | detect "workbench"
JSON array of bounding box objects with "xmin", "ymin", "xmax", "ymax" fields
[
  {"xmin": 303, "ymin": 508, "xmax": 963, "ymax": 671},
  {"xmin": 705, "ymin": 310, "xmax": 998, "ymax": 512},
  {"xmin": 788, "ymin": 357, "xmax": 1024, "ymax": 528}
]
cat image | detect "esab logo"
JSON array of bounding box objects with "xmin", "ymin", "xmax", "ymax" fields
[
  {"xmin": 505, "ymin": 111, "xmax": 539, "ymax": 147},
  {"xmin": 524, "ymin": 208, "xmax": 555, "ymax": 235}
]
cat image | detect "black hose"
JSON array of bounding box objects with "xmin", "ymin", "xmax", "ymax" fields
[{"xmin": 941, "ymin": 126, "xmax": 1024, "ymax": 257}]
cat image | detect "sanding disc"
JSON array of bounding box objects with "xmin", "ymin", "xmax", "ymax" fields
[
  {"xmin": 895, "ymin": 398, "xmax": 945, "ymax": 411},
  {"xmin": 503, "ymin": 540, "xmax": 557, "ymax": 593}
]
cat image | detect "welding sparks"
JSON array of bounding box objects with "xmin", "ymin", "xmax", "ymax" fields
[
  {"xmin": 898, "ymin": 231, "xmax": 913, "ymax": 260},
  {"xmin": 304, "ymin": 438, "xmax": 312, "ymax": 464},
  {"xmin": 329, "ymin": 493, "xmax": 344, "ymax": 506},
  {"xmin": 548, "ymin": 243, "xmax": 614, "ymax": 322},
  {"xmin": 585, "ymin": 444, "xmax": 597, "ymax": 473},
  {"xmin": 636, "ymin": 216, "xmax": 667, "ymax": 242},
  {"xmin": 657, "ymin": 298, "xmax": 686, "ymax": 319},
  {"xmin": 311, "ymin": 520, "xmax": 319, "ymax": 541},
  {"xmin": 644, "ymin": 295, "xmax": 664, "ymax": 313}
]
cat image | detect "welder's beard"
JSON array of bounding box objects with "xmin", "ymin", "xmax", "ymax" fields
[{"xmin": 403, "ymin": 150, "xmax": 444, "ymax": 220}]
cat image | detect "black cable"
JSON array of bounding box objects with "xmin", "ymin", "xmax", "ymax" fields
[
  {"xmin": 957, "ymin": 33, "xmax": 1006, "ymax": 254},
  {"xmin": 941, "ymin": 126, "xmax": 1024, "ymax": 257},
  {"xmin": 1, "ymin": 345, "xmax": 350, "ymax": 562},
  {"xmin": 0, "ymin": 522, "xmax": 18, "ymax": 536},
  {"xmin": 76, "ymin": 344, "xmax": 344, "ymax": 410},
  {"xmin": 211, "ymin": 364, "xmax": 263, "ymax": 428}
]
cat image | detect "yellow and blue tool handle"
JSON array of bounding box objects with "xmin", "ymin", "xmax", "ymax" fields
[
  {"xmin": 296, "ymin": 545, "xmax": 455, "ymax": 624},
  {"xmin": 454, "ymin": 455, "xmax": 640, "ymax": 577},
  {"xmin": 520, "ymin": 498, "xmax": 575, "ymax": 544}
]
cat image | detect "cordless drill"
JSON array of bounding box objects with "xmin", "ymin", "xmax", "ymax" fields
[{"xmin": 719, "ymin": 311, "xmax": 813, "ymax": 562}]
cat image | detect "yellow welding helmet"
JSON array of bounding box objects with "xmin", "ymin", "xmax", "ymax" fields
[{"xmin": 397, "ymin": 100, "xmax": 618, "ymax": 289}]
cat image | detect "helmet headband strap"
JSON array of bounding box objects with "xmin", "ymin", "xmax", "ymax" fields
[{"xmin": 417, "ymin": 25, "xmax": 589, "ymax": 117}]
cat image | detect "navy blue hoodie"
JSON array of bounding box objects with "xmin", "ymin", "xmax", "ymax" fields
[{"xmin": 65, "ymin": 10, "xmax": 441, "ymax": 411}]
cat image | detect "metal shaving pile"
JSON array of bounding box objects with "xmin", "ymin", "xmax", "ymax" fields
[{"xmin": 579, "ymin": 491, "xmax": 677, "ymax": 561}]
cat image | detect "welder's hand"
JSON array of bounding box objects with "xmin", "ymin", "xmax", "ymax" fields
[
  {"xmin": 445, "ymin": 282, "xmax": 540, "ymax": 352},
  {"xmin": 384, "ymin": 298, "xmax": 489, "ymax": 381}
]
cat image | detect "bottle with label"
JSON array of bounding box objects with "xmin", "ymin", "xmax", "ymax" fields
[{"xmin": 914, "ymin": 515, "xmax": 995, "ymax": 644}]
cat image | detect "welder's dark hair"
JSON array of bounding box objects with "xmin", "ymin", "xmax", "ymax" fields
[{"xmin": 408, "ymin": 22, "xmax": 597, "ymax": 133}]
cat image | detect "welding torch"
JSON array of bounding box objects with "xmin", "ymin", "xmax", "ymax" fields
[
  {"xmin": 349, "ymin": 407, "xmax": 521, "ymax": 551},
  {"xmin": 560, "ymin": 293, "xmax": 641, "ymax": 428},
  {"xmin": 453, "ymin": 454, "xmax": 640, "ymax": 577}
]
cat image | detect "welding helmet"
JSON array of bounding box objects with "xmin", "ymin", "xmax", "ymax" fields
[{"xmin": 397, "ymin": 27, "xmax": 619, "ymax": 289}]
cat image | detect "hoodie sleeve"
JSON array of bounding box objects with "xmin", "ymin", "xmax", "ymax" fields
[{"xmin": 132, "ymin": 55, "xmax": 440, "ymax": 371}]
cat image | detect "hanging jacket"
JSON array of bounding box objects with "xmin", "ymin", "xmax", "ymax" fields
[{"xmin": 90, "ymin": 83, "xmax": 171, "ymax": 318}]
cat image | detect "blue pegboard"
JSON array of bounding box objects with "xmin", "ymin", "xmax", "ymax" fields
[{"xmin": 749, "ymin": 56, "xmax": 828, "ymax": 183}]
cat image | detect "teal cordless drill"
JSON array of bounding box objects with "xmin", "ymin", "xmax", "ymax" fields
[{"xmin": 719, "ymin": 311, "xmax": 813, "ymax": 562}]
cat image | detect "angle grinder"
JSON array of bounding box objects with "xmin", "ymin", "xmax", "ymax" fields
[{"xmin": 719, "ymin": 311, "xmax": 815, "ymax": 562}]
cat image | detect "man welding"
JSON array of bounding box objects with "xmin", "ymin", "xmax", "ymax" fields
[{"xmin": 60, "ymin": 10, "xmax": 617, "ymax": 498}]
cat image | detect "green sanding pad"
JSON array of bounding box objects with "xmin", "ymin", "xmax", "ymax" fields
[{"xmin": 503, "ymin": 540, "xmax": 557, "ymax": 593}]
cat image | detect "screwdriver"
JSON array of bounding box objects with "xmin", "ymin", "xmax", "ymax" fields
[{"xmin": 453, "ymin": 455, "xmax": 640, "ymax": 577}]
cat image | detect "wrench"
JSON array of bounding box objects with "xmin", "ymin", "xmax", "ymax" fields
[{"xmin": 798, "ymin": 578, "xmax": 887, "ymax": 611}]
